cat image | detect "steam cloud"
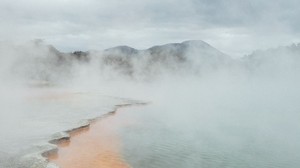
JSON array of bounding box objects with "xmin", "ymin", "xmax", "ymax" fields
[{"xmin": 0, "ymin": 40, "xmax": 300, "ymax": 167}]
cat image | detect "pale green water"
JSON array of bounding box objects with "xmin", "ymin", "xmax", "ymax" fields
[{"xmin": 118, "ymin": 104, "xmax": 300, "ymax": 168}]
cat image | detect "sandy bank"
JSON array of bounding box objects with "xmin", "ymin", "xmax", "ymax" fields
[{"xmin": 46, "ymin": 103, "xmax": 145, "ymax": 168}]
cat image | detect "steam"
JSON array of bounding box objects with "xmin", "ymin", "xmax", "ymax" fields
[{"xmin": 0, "ymin": 40, "xmax": 300, "ymax": 167}]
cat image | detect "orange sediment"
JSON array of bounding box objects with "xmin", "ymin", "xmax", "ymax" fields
[{"xmin": 48, "ymin": 110, "xmax": 134, "ymax": 168}]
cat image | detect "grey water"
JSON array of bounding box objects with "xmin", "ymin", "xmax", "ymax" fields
[
  {"xmin": 115, "ymin": 80, "xmax": 300, "ymax": 168},
  {"xmin": 118, "ymin": 105, "xmax": 300, "ymax": 168}
]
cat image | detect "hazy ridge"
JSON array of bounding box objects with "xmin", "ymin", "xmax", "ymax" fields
[{"xmin": 1, "ymin": 40, "xmax": 299, "ymax": 85}]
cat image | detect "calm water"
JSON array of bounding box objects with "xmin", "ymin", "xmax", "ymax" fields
[{"xmin": 115, "ymin": 103, "xmax": 300, "ymax": 168}]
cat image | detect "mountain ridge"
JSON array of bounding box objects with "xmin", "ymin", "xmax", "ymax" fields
[{"xmin": 2, "ymin": 40, "xmax": 300, "ymax": 81}]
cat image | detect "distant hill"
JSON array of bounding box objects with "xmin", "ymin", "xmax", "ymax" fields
[
  {"xmin": 2, "ymin": 40, "xmax": 299, "ymax": 82},
  {"xmin": 0, "ymin": 40, "xmax": 90, "ymax": 83},
  {"xmin": 242, "ymin": 43, "xmax": 300, "ymax": 76},
  {"xmin": 94, "ymin": 40, "xmax": 232, "ymax": 77}
]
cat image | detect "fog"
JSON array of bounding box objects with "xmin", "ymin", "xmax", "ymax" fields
[
  {"xmin": 0, "ymin": 40, "xmax": 300, "ymax": 167},
  {"xmin": 1, "ymin": 0, "xmax": 300, "ymax": 167}
]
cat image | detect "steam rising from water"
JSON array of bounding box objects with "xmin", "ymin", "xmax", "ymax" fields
[{"xmin": 0, "ymin": 40, "xmax": 300, "ymax": 167}]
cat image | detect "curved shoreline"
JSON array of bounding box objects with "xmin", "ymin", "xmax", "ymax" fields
[{"xmin": 20, "ymin": 101, "xmax": 147, "ymax": 168}]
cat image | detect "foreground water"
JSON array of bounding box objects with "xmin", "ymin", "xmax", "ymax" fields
[
  {"xmin": 2, "ymin": 76, "xmax": 300, "ymax": 168},
  {"xmin": 119, "ymin": 104, "xmax": 300, "ymax": 168},
  {"xmin": 50, "ymin": 101, "xmax": 300, "ymax": 168},
  {"xmin": 47, "ymin": 77, "xmax": 300, "ymax": 168}
]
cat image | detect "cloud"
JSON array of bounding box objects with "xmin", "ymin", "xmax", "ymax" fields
[{"xmin": 0, "ymin": 0, "xmax": 299, "ymax": 57}]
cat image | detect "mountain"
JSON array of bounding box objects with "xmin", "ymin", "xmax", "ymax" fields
[
  {"xmin": 0, "ymin": 40, "xmax": 92, "ymax": 83},
  {"xmin": 243, "ymin": 43, "xmax": 300, "ymax": 69},
  {"xmin": 239, "ymin": 43, "xmax": 300, "ymax": 79},
  {"xmin": 104, "ymin": 45, "xmax": 139, "ymax": 55},
  {"xmin": 146, "ymin": 40, "xmax": 231, "ymax": 66},
  {"xmin": 93, "ymin": 40, "xmax": 232, "ymax": 77},
  {"xmin": 0, "ymin": 40, "xmax": 233, "ymax": 81}
]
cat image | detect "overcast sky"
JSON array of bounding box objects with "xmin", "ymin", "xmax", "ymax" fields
[{"xmin": 1, "ymin": 0, "xmax": 300, "ymax": 57}]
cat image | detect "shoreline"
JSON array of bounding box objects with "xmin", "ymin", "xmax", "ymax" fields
[{"xmin": 41, "ymin": 102, "xmax": 147, "ymax": 168}]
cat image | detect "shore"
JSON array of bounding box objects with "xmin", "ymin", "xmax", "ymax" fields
[
  {"xmin": 0, "ymin": 86, "xmax": 146, "ymax": 168},
  {"xmin": 47, "ymin": 105, "xmax": 142, "ymax": 168}
]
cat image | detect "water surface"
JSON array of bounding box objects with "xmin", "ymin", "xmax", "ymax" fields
[{"xmin": 117, "ymin": 103, "xmax": 300, "ymax": 168}]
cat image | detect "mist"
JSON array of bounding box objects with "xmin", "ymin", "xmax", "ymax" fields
[
  {"xmin": 1, "ymin": 0, "xmax": 300, "ymax": 167},
  {"xmin": 0, "ymin": 39, "xmax": 300, "ymax": 167}
]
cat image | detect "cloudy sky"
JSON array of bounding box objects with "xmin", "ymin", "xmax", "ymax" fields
[{"xmin": 1, "ymin": 0, "xmax": 300, "ymax": 57}]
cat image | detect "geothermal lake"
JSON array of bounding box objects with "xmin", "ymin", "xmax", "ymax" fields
[
  {"xmin": 51, "ymin": 101, "xmax": 300, "ymax": 168},
  {"xmin": 119, "ymin": 105, "xmax": 300, "ymax": 168},
  {"xmin": 1, "ymin": 78, "xmax": 300, "ymax": 168}
]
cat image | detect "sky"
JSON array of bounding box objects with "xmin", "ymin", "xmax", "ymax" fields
[{"xmin": 1, "ymin": 0, "xmax": 300, "ymax": 57}]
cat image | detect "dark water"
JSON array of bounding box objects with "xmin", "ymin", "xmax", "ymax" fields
[{"xmin": 116, "ymin": 104, "xmax": 300, "ymax": 168}]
